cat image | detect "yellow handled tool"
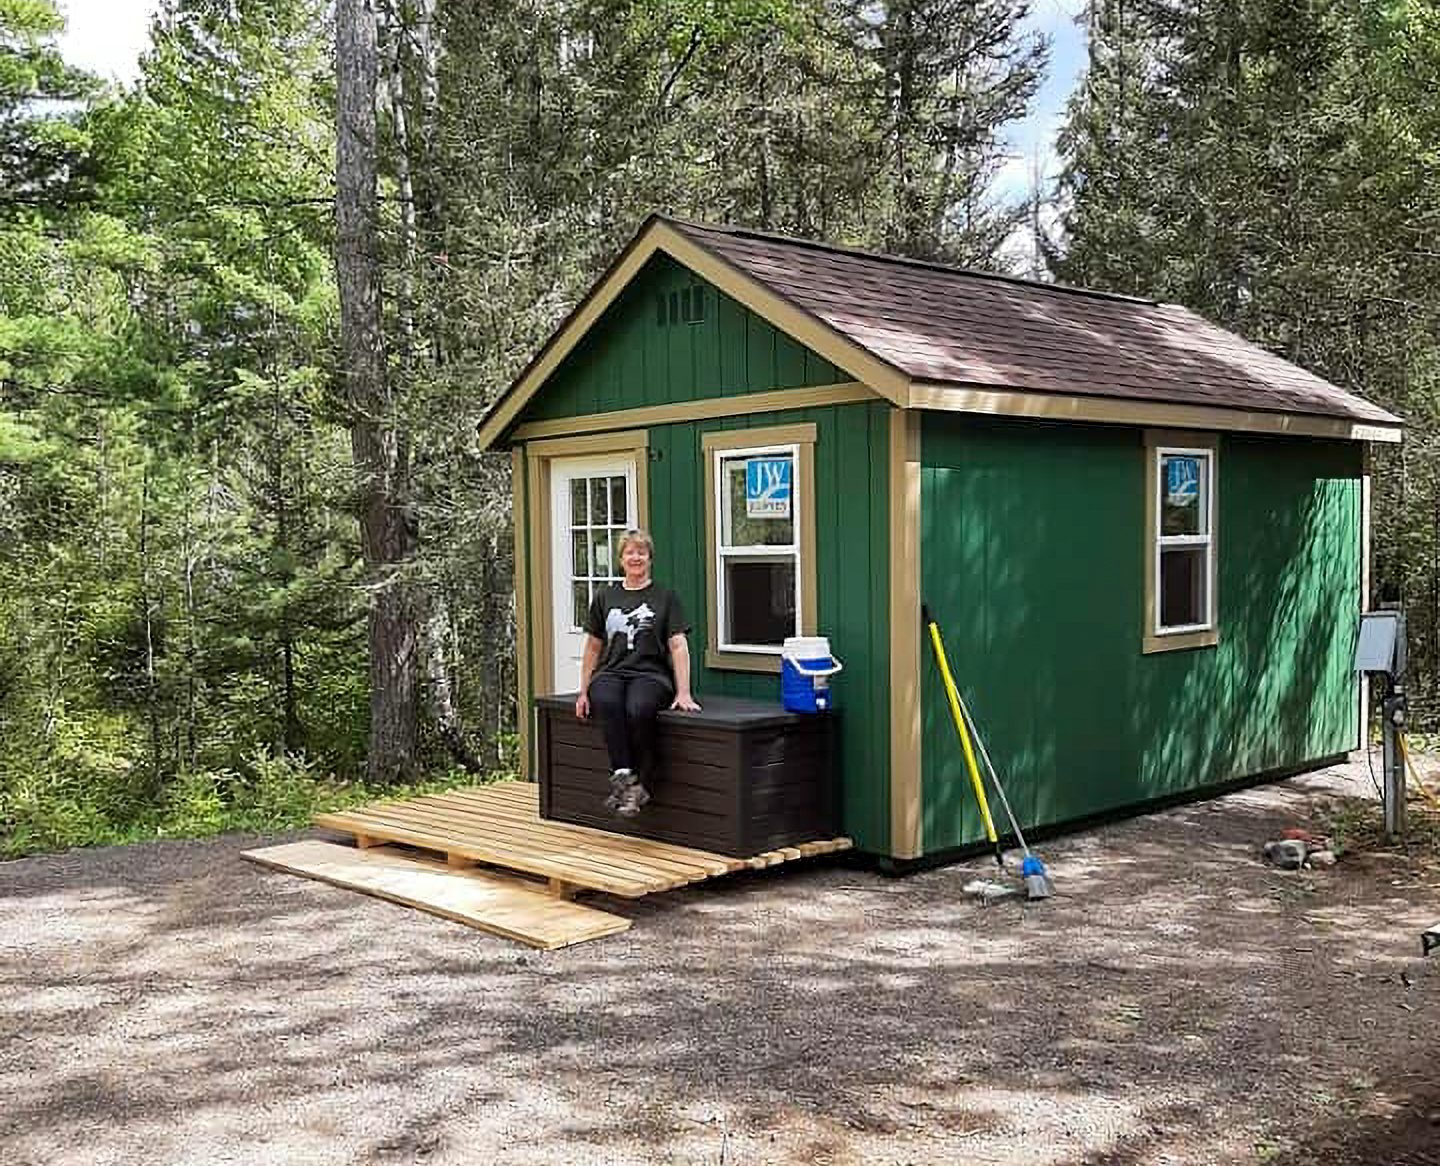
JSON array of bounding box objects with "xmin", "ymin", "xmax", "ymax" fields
[{"xmin": 923, "ymin": 604, "xmax": 1001, "ymax": 864}]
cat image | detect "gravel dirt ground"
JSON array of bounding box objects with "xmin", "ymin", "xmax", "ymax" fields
[{"xmin": 3, "ymin": 757, "xmax": 1438, "ymax": 1166}]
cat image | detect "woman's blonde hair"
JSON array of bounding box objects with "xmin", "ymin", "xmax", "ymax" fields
[{"xmin": 618, "ymin": 528, "xmax": 655, "ymax": 559}]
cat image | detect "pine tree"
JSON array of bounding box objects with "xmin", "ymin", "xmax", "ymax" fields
[{"xmin": 837, "ymin": 0, "xmax": 1047, "ymax": 264}]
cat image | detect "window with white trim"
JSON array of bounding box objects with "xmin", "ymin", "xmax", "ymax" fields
[
  {"xmin": 1154, "ymin": 444, "xmax": 1215, "ymax": 634},
  {"xmin": 714, "ymin": 443, "xmax": 801, "ymax": 653}
]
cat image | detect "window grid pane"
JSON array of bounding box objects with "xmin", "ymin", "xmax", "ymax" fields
[{"xmin": 567, "ymin": 474, "xmax": 629, "ymax": 628}]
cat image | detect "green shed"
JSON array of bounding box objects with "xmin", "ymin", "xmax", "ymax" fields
[{"xmin": 478, "ymin": 215, "xmax": 1404, "ymax": 867}]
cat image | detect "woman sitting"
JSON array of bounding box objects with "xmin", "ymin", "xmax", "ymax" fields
[{"xmin": 574, "ymin": 529, "xmax": 701, "ymax": 816}]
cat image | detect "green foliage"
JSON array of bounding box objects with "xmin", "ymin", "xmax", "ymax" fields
[
  {"xmin": 0, "ymin": 742, "xmax": 494, "ymax": 858},
  {"xmin": 1054, "ymin": 0, "xmax": 1440, "ymax": 721},
  {"xmin": 3, "ymin": 0, "xmax": 1047, "ymax": 856}
]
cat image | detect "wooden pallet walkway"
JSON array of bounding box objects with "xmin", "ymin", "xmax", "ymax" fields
[
  {"xmin": 245, "ymin": 782, "xmax": 852, "ymax": 949},
  {"xmin": 312, "ymin": 781, "xmax": 852, "ymax": 900}
]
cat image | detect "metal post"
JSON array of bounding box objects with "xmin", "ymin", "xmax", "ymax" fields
[{"xmin": 1383, "ymin": 679, "xmax": 1407, "ymax": 841}]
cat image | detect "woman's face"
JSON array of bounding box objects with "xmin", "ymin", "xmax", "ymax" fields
[{"xmin": 620, "ymin": 540, "xmax": 652, "ymax": 579}]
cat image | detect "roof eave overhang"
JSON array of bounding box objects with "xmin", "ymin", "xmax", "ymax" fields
[
  {"xmin": 476, "ymin": 216, "xmax": 911, "ymax": 449},
  {"xmin": 906, "ymin": 381, "xmax": 1404, "ymax": 443}
]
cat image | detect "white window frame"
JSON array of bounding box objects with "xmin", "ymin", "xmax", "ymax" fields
[
  {"xmin": 1144, "ymin": 431, "xmax": 1220, "ymax": 654},
  {"xmin": 713, "ymin": 442, "xmax": 802, "ymax": 655},
  {"xmin": 701, "ymin": 424, "xmax": 817, "ymax": 673}
]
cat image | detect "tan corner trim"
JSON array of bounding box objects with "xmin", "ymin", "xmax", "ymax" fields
[
  {"xmin": 523, "ymin": 429, "xmax": 649, "ymax": 460},
  {"xmin": 526, "ymin": 453, "xmax": 551, "ymax": 697},
  {"xmin": 799, "ymin": 439, "xmax": 817, "ymax": 637},
  {"xmin": 511, "ymin": 382, "xmax": 876, "ymax": 441},
  {"xmin": 1358, "ymin": 449, "xmax": 1372, "ymax": 747},
  {"xmin": 522, "ymin": 431, "xmax": 651, "ymax": 698},
  {"xmin": 702, "ymin": 421, "xmax": 818, "ymax": 672},
  {"xmin": 888, "ymin": 408, "xmax": 923, "ymax": 859},
  {"xmin": 908, "ymin": 382, "xmax": 1403, "ymax": 444},
  {"xmin": 512, "ymin": 448, "xmax": 532, "ymax": 780},
  {"xmin": 1142, "ymin": 430, "xmax": 1221, "ymax": 655},
  {"xmin": 477, "ymin": 218, "xmax": 913, "ymax": 448},
  {"xmin": 701, "ymin": 423, "xmax": 817, "ymax": 452}
]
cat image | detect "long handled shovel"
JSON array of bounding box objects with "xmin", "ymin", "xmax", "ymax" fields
[
  {"xmin": 922, "ymin": 605, "xmax": 1002, "ymax": 870},
  {"xmin": 922, "ymin": 604, "xmax": 1053, "ymax": 900}
]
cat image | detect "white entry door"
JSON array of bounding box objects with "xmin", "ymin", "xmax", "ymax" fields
[{"xmin": 549, "ymin": 455, "xmax": 639, "ymax": 693}]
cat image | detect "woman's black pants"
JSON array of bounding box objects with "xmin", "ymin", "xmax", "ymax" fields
[{"xmin": 587, "ymin": 672, "xmax": 671, "ymax": 777}]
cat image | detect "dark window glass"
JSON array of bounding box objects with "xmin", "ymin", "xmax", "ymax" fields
[
  {"xmin": 1160, "ymin": 547, "xmax": 1207, "ymax": 628},
  {"xmin": 725, "ymin": 560, "xmax": 796, "ymax": 646}
]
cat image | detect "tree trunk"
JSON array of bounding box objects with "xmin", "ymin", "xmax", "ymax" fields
[
  {"xmin": 337, "ymin": 0, "xmax": 419, "ymax": 782},
  {"xmin": 420, "ymin": 593, "xmax": 482, "ymax": 772}
]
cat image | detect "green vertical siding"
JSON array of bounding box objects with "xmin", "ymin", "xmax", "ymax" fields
[
  {"xmin": 646, "ymin": 403, "xmax": 893, "ymax": 854},
  {"xmin": 518, "ymin": 255, "xmax": 848, "ymax": 423},
  {"xmin": 919, "ymin": 415, "xmax": 1362, "ymax": 853}
]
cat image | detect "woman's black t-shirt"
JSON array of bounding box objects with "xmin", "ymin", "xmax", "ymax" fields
[{"xmin": 584, "ymin": 582, "xmax": 689, "ymax": 691}]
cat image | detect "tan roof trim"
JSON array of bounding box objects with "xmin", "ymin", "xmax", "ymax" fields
[
  {"xmin": 906, "ymin": 382, "xmax": 1403, "ymax": 443},
  {"xmin": 476, "ymin": 217, "xmax": 911, "ymax": 448},
  {"xmin": 511, "ymin": 381, "xmax": 876, "ymax": 441}
]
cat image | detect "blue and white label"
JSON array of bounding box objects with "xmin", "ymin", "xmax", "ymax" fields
[
  {"xmin": 745, "ymin": 457, "xmax": 792, "ymax": 518},
  {"xmin": 1166, "ymin": 456, "xmax": 1201, "ymax": 507}
]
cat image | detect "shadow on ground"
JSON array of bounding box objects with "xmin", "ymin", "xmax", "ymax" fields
[{"xmin": 1, "ymin": 763, "xmax": 1437, "ymax": 1165}]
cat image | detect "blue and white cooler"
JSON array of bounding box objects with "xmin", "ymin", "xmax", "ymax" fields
[{"xmin": 780, "ymin": 636, "xmax": 843, "ymax": 713}]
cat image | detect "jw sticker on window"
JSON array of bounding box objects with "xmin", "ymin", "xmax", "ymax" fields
[
  {"xmin": 1162, "ymin": 455, "xmax": 1203, "ymax": 536},
  {"xmin": 745, "ymin": 457, "xmax": 792, "ymax": 519}
]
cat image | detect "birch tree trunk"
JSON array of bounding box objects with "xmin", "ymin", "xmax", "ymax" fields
[{"xmin": 337, "ymin": 0, "xmax": 419, "ymax": 782}]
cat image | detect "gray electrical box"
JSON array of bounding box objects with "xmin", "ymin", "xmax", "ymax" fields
[{"xmin": 1354, "ymin": 611, "xmax": 1405, "ymax": 677}]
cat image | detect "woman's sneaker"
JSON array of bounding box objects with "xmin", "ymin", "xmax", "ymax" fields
[
  {"xmin": 616, "ymin": 779, "xmax": 650, "ymax": 818},
  {"xmin": 605, "ymin": 768, "xmax": 635, "ymax": 813}
]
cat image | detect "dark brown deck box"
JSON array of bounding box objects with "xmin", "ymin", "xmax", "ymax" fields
[{"xmin": 535, "ymin": 693, "xmax": 837, "ymax": 858}]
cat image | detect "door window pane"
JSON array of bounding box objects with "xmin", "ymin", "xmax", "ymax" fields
[
  {"xmin": 571, "ymin": 531, "xmax": 589, "ymax": 576},
  {"xmin": 570, "ymin": 478, "xmax": 587, "ymax": 525},
  {"xmin": 724, "ymin": 559, "xmax": 796, "ymax": 645},
  {"xmin": 1160, "ymin": 547, "xmax": 1207, "ymax": 627},
  {"xmin": 589, "ymin": 476, "xmax": 609, "ymax": 525},
  {"xmin": 591, "ymin": 529, "xmax": 611, "ymax": 577},
  {"xmin": 610, "ymin": 477, "xmax": 627, "ymax": 526},
  {"xmin": 572, "ymin": 582, "xmax": 589, "ymax": 629}
]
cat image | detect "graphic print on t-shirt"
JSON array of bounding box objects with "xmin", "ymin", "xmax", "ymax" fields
[{"xmin": 605, "ymin": 601, "xmax": 655, "ymax": 649}]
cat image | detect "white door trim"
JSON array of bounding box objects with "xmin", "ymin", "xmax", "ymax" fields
[
  {"xmin": 522, "ymin": 431, "xmax": 650, "ymax": 701},
  {"xmin": 549, "ymin": 455, "xmax": 639, "ymax": 693}
]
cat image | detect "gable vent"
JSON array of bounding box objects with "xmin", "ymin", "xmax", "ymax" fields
[{"xmin": 655, "ymin": 285, "xmax": 707, "ymax": 327}]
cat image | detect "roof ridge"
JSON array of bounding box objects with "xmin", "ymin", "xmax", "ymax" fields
[{"xmin": 659, "ymin": 214, "xmax": 1160, "ymax": 307}]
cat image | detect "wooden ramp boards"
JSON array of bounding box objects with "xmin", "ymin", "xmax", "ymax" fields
[
  {"xmin": 251, "ymin": 782, "xmax": 854, "ymax": 949},
  {"xmin": 242, "ymin": 840, "xmax": 630, "ymax": 950}
]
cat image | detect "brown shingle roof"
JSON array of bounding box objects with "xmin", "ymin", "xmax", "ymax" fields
[{"xmin": 669, "ymin": 218, "xmax": 1400, "ymax": 427}]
